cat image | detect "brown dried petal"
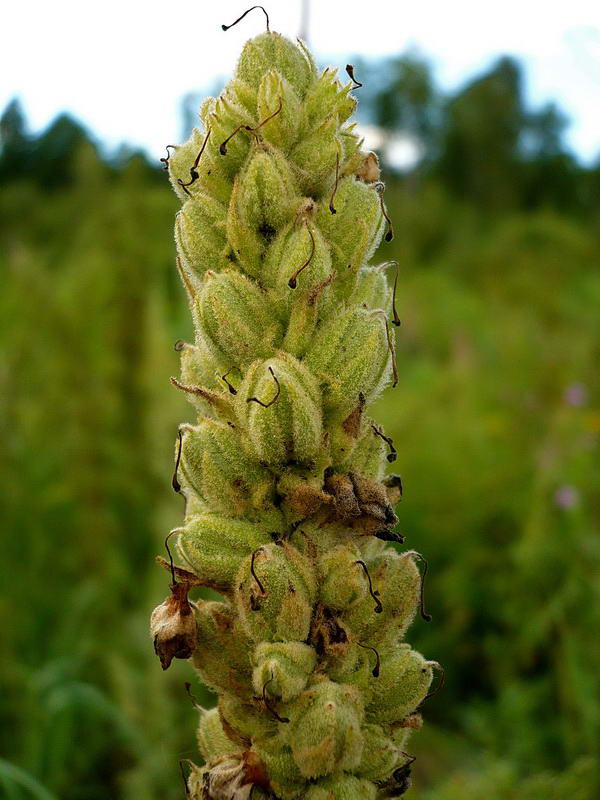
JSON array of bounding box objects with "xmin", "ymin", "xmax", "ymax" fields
[
  {"xmin": 150, "ymin": 582, "xmax": 197, "ymax": 670},
  {"xmin": 356, "ymin": 151, "xmax": 381, "ymax": 183}
]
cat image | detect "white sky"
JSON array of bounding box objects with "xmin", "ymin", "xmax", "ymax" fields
[{"xmin": 2, "ymin": 0, "xmax": 600, "ymax": 163}]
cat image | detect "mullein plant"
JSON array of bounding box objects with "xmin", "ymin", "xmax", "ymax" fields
[{"xmin": 151, "ymin": 10, "xmax": 441, "ymax": 799}]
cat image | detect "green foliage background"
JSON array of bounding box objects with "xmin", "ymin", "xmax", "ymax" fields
[{"xmin": 1, "ymin": 53, "xmax": 599, "ymax": 799}]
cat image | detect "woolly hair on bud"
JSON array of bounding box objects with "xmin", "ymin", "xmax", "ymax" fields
[{"xmin": 150, "ymin": 12, "xmax": 437, "ymax": 799}]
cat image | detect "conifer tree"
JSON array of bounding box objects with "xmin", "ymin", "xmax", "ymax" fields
[{"xmin": 151, "ymin": 13, "xmax": 439, "ymax": 798}]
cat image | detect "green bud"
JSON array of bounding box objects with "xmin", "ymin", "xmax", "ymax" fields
[
  {"xmin": 197, "ymin": 707, "xmax": 240, "ymax": 763},
  {"xmin": 253, "ymin": 641, "xmax": 317, "ymax": 703},
  {"xmin": 318, "ymin": 544, "xmax": 370, "ymax": 610},
  {"xmin": 253, "ymin": 737, "xmax": 305, "ymax": 800},
  {"xmin": 236, "ymin": 33, "xmax": 315, "ymax": 97},
  {"xmin": 196, "ymin": 270, "xmax": 283, "ymax": 367},
  {"xmin": 257, "ymin": 71, "xmax": 302, "ymax": 152},
  {"xmin": 355, "ymin": 723, "xmax": 403, "ymax": 782},
  {"xmin": 284, "ymin": 680, "xmax": 364, "ymax": 778},
  {"xmin": 204, "ymin": 92, "xmax": 254, "ymax": 179},
  {"xmin": 236, "ymin": 353, "xmax": 323, "ymax": 465},
  {"xmin": 169, "ymin": 125, "xmax": 232, "ymax": 205},
  {"xmin": 219, "ymin": 692, "xmax": 276, "ymax": 744},
  {"xmin": 304, "ymin": 776, "xmax": 376, "ymax": 800},
  {"xmin": 344, "ymin": 550, "xmax": 421, "ymax": 647},
  {"xmin": 192, "ymin": 602, "xmax": 253, "ymax": 698},
  {"xmin": 302, "ymin": 68, "xmax": 356, "ymax": 133},
  {"xmin": 175, "ymin": 193, "xmax": 229, "ymax": 282},
  {"xmin": 227, "ymin": 145, "xmax": 299, "ymax": 279},
  {"xmin": 235, "ymin": 542, "xmax": 317, "ymax": 642},
  {"xmin": 177, "ymin": 515, "xmax": 278, "ymax": 588},
  {"xmin": 316, "ymin": 176, "xmax": 384, "ymax": 274},
  {"xmin": 262, "ymin": 218, "xmax": 333, "ymax": 296},
  {"xmin": 179, "ymin": 419, "xmax": 275, "ymax": 516},
  {"xmin": 366, "ymin": 644, "xmax": 434, "ymax": 724},
  {"xmin": 305, "ymin": 308, "xmax": 391, "ymax": 419},
  {"xmin": 290, "ymin": 115, "xmax": 339, "ymax": 197},
  {"xmin": 176, "ymin": 340, "xmax": 228, "ymax": 417},
  {"xmin": 348, "ymin": 265, "xmax": 393, "ymax": 310}
]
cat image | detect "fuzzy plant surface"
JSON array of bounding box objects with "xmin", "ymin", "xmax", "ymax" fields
[{"xmin": 150, "ymin": 18, "xmax": 439, "ymax": 800}]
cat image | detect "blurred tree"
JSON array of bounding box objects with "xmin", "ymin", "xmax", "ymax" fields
[
  {"xmin": 435, "ymin": 56, "xmax": 525, "ymax": 209},
  {"xmin": 0, "ymin": 98, "xmax": 33, "ymax": 182}
]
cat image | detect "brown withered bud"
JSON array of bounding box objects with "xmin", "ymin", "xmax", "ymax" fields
[
  {"xmin": 383, "ymin": 473, "xmax": 403, "ymax": 506},
  {"xmin": 342, "ymin": 392, "xmax": 366, "ymax": 439},
  {"xmin": 199, "ymin": 752, "xmax": 269, "ymax": 799},
  {"xmin": 323, "ymin": 469, "xmax": 361, "ymax": 519},
  {"xmin": 349, "ymin": 471, "xmax": 398, "ymax": 526},
  {"xmin": 356, "ymin": 151, "xmax": 381, "ymax": 184},
  {"xmin": 150, "ymin": 582, "xmax": 197, "ymax": 670}
]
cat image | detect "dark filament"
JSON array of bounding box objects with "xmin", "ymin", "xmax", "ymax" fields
[
  {"xmin": 424, "ymin": 662, "xmax": 445, "ymax": 701},
  {"xmin": 329, "ymin": 152, "xmax": 340, "ymax": 214},
  {"xmin": 262, "ymin": 675, "xmax": 290, "ymax": 723},
  {"xmin": 222, "ymin": 5, "xmax": 270, "ymax": 33},
  {"xmin": 172, "ymin": 428, "xmax": 183, "ymax": 493},
  {"xmin": 345, "ymin": 63, "xmax": 363, "ymax": 89},
  {"xmin": 383, "ymin": 315, "xmax": 399, "ymax": 388},
  {"xmin": 219, "ymin": 98, "xmax": 282, "ymax": 155},
  {"xmin": 288, "ymin": 224, "xmax": 316, "ymax": 288},
  {"xmin": 374, "ymin": 528, "xmax": 405, "ymax": 544},
  {"xmin": 160, "ymin": 144, "xmax": 176, "ymax": 170},
  {"xmin": 184, "ymin": 681, "xmax": 202, "ymax": 710},
  {"xmin": 250, "ymin": 548, "xmax": 266, "ymax": 594},
  {"xmin": 357, "ymin": 642, "xmax": 381, "ymax": 677},
  {"xmin": 412, "ymin": 552, "xmax": 432, "ymax": 622},
  {"xmin": 164, "ymin": 529, "xmax": 178, "ymax": 584},
  {"xmin": 179, "ymin": 759, "xmax": 192, "ymax": 797},
  {"xmin": 400, "ymin": 752, "xmax": 417, "ymax": 768},
  {"xmin": 371, "ymin": 424, "xmax": 397, "ymax": 462},
  {"xmin": 177, "ymin": 128, "xmax": 211, "ymax": 195},
  {"xmin": 391, "ymin": 260, "xmax": 401, "ymax": 326},
  {"xmin": 247, "ymin": 366, "xmax": 281, "ymax": 407},
  {"xmin": 355, "ymin": 560, "xmax": 383, "ymax": 613},
  {"xmin": 374, "ymin": 182, "xmax": 394, "ymax": 241},
  {"xmin": 174, "ymin": 339, "xmax": 186, "ymax": 352},
  {"xmin": 221, "ymin": 368, "xmax": 238, "ymax": 395}
]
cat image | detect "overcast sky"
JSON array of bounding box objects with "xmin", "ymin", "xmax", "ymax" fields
[{"xmin": 2, "ymin": 0, "xmax": 599, "ymax": 163}]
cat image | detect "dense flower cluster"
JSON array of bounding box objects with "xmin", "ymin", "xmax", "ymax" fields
[{"xmin": 151, "ymin": 27, "xmax": 437, "ymax": 799}]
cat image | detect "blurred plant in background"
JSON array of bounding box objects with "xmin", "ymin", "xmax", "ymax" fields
[{"xmin": 1, "ymin": 49, "xmax": 599, "ymax": 800}]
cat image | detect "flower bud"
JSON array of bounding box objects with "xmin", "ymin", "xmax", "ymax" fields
[
  {"xmin": 348, "ymin": 266, "xmax": 392, "ymax": 311},
  {"xmin": 175, "ymin": 192, "xmax": 228, "ymax": 281},
  {"xmin": 257, "ymin": 71, "xmax": 302, "ymax": 151},
  {"xmin": 179, "ymin": 419, "xmax": 275, "ymax": 516},
  {"xmin": 227, "ymin": 146, "xmax": 300, "ymax": 279},
  {"xmin": 253, "ymin": 641, "xmax": 317, "ymax": 703},
  {"xmin": 192, "ymin": 602, "xmax": 253, "ymax": 698},
  {"xmin": 177, "ymin": 514, "xmax": 278, "ymax": 588},
  {"xmin": 205, "ymin": 92, "xmax": 254, "ymax": 178},
  {"xmin": 236, "ymin": 33, "xmax": 315, "ymax": 98},
  {"xmin": 301, "ymin": 68, "xmax": 356, "ymax": 133},
  {"xmin": 284, "ymin": 680, "xmax": 364, "ymax": 778},
  {"xmin": 366, "ymin": 644, "xmax": 434, "ymax": 724},
  {"xmin": 318, "ymin": 544, "xmax": 370, "ymax": 610},
  {"xmin": 196, "ymin": 270, "xmax": 283, "ymax": 367},
  {"xmin": 316, "ymin": 176, "xmax": 384, "ymax": 275},
  {"xmin": 262, "ymin": 219, "xmax": 333, "ymax": 297},
  {"xmin": 168, "ymin": 125, "xmax": 232, "ymax": 205},
  {"xmin": 237, "ymin": 353, "xmax": 323, "ymax": 466},
  {"xmin": 305, "ymin": 308, "xmax": 391, "ymax": 419},
  {"xmin": 175, "ymin": 341, "xmax": 224, "ymax": 417},
  {"xmin": 197, "ymin": 707, "xmax": 240, "ymax": 763},
  {"xmin": 252, "ymin": 737, "xmax": 305, "ymax": 800},
  {"xmin": 355, "ymin": 723, "xmax": 404, "ymax": 782},
  {"xmin": 304, "ymin": 776, "xmax": 376, "ymax": 800},
  {"xmin": 290, "ymin": 115, "xmax": 339, "ymax": 197},
  {"xmin": 220, "ymin": 692, "xmax": 277, "ymax": 744},
  {"xmin": 235, "ymin": 542, "xmax": 317, "ymax": 642},
  {"xmin": 150, "ymin": 582, "xmax": 197, "ymax": 670},
  {"xmin": 344, "ymin": 551, "xmax": 421, "ymax": 647}
]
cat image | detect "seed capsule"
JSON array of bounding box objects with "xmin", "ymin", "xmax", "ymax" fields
[
  {"xmin": 366, "ymin": 645, "xmax": 434, "ymax": 724},
  {"xmin": 196, "ymin": 270, "xmax": 283, "ymax": 367},
  {"xmin": 237, "ymin": 353, "xmax": 323, "ymax": 465},
  {"xmin": 304, "ymin": 308, "xmax": 391, "ymax": 419},
  {"xmin": 252, "ymin": 641, "xmax": 317, "ymax": 703},
  {"xmin": 284, "ymin": 680, "xmax": 364, "ymax": 778}
]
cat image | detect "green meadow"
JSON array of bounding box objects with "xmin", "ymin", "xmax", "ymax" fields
[{"xmin": 1, "ymin": 53, "xmax": 599, "ymax": 798}]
